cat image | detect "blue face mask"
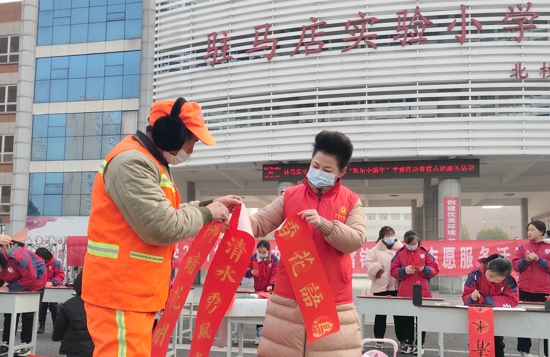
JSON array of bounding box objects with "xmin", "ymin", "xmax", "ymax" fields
[
  {"xmin": 406, "ymin": 244, "xmax": 418, "ymax": 252},
  {"xmin": 383, "ymin": 237, "xmax": 396, "ymax": 245},
  {"xmin": 306, "ymin": 167, "xmax": 337, "ymax": 189}
]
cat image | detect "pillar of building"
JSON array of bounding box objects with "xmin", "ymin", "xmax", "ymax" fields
[
  {"xmin": 438, "ymin": 178, "xmax": 462, "ymax": 294},
  {"xmin": 521, "ymin": 198, "xmax": 529, "ymax": 235},
  {"xmin": 9, "ymin": 0, "xmax": 39, "ymax": 234},
  {"xmin": 277, "ymin": 182, "xmax": 296, "ymax": 196},
  {"xmin": 138, "ymin": 0, "xmax": 156, "ymax": 130},
  {"xmin": 423, "ymin": 178, "xmax": 438, "ymax": 241},
  {"xmin": 411, "ymin": 199, "xmax": 424, "ymax": 239}
]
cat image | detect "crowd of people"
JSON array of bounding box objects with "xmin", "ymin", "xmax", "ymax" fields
[{"xmin": 0, "ymin": 98, "xmax": 548, "ymax": 357}]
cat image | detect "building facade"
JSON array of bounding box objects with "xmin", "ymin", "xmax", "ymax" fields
[{"xmin": 0, "ymin": 1, "xmax": 20, "ymax": 233}]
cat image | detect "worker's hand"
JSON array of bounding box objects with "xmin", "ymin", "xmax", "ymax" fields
[
  {"xmin": 416, "ymin": 266, "xmax": 425, "ymax": 272},
  {"xmin": 266, "ymin": 285, "xmax": 273, "ymax": 292},
  {"xmin": 405, "ymin": 265, "xmax": 416, "ymax": 275},
  {"xmin": 207, "ymin": 202, "xmax": 230, "ymax": 222},
  {"xmin": 526, "ymin": 251, "xmax": 538, "ymax": 262},
  {"xmin": 298, "ymin": 209, "xmax": 322, "ymax": 228},
  {"xmin": 45, "ymin": 282, "xmax": 53, "ymax": 288},
  {"xmin": 213, "ymin": 195, "xmax": 242, "ymax": 212},
  {"xmin": 0, "ymin": 234, "xmax": 11, "ymax": 246},
  {"xmin": 0, "ymin": 286, "xmax": 9, "ymax": 292},
  {"xmin": 471, "ymin": 289, "xmax": 481, "ymax": 302}
]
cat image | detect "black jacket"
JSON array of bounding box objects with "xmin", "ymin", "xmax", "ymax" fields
[{"xmin": 52, "ymin": 273, "xmax": 94, "ymax": 357}]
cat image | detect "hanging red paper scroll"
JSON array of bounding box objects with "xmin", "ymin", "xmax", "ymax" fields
[
  {"xmin": 275, "ymin": 210, "xmax": 340, "ymax": 343},
  {"xmin": 151, "ymin": 221, "xmax": 222, "ymax": 357},
  {"xmin": 189, "ymin": 204, "xmax": 256, "ymax": 356},
  {"xmin": 468, "ymin": 306, "xmax": 495, "ymax": 357}
]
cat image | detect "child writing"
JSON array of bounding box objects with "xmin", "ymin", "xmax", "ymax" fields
[
  {"xmin": 35, "ymin": 247, "xmax": 66, "ymax": 334},
  {"xmin": 463, "ymin": 254, "xmax": 519, "ymax": 357},
  {"xmin": 244, "ymin": 240, "xmax": 279, "ymax": 344},
  {"xmin": 390, "ymin": 230, "xmax": 439, "ymax": 355}
]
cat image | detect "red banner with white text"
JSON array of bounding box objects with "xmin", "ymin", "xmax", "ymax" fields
[{"xmin": 175, "ymin": 239, "xmax": 528, "ymax": 277}]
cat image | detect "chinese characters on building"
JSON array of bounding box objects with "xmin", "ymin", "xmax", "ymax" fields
[
  {"xmin": 202, "ymin": 3, "xmax": 540, "ymax": 67},
  {"xmin": 443, "ymin": 196, "xmax": 460, "ymax": 241}
]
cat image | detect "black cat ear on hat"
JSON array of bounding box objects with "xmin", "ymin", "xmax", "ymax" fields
[{"xmin": 152, "ymin": 97, "xmax": 189, "ymax": 152}]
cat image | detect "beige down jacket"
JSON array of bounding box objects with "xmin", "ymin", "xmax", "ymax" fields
[
  {"xmin": 249, "ymin": 192, "xmax": 366, "ymax": 357},
  {"xmin": 365, "ymin": 239, "xmax": 403, "ymax": 294}
]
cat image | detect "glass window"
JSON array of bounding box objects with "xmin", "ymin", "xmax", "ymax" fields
[
  {"xmin": 391, "ymin": 213, "xmax": 401, "ymax": 220},
  {"xmin": 38, "ymin": 11, "xmax": 54, "ymax": 27},
  {"xmin": 65, "ymin": 113, "xmax": 85, "ymax": 136},
  {"xmin": 54, "ymin": 0, "xmax": 71, "ymax": 10},
  {"xmin": 101, "ymin": 135, "xmax": 120, "ymax": 157},
  {"xmin": 366, "ymin": 214, "xmax": 376, "ymax": 221},
  {"xmin": 89, "ymin": 6, "xmax": 107, "ymax": 23},
  {"xmin": 62, "ymin": 194, "xmax": 81, "ymax": 215},
  {"xmin": 85, "ymin": 77, "xmax": 104, "ymax": 100},
  {"xmin": 71, "ymin": 8, "xmax": 89, "ymax": 24},
  {"xmin": 52, "ymin": 56, "xmax": 69, "ymax": 69},
  {"xmin": 69, "ymin": 55, "xmax": 87, "ymax": 79},
  {"xmin": 43, "ymin": 195, "xmax": 62, "ymax": 216},
  {"xmin": 124, "ymin": 19, "xmax": 141, "ymax": 39},
  {"xmin": 106, "ymin": 21, "xmax": 124, "ymax": 41},
  {"xmin": 70, "ymin": 24, "xmax": 88, "ymax": 43},
  {"xmin": 123, "ymin": 51, "xmax": 140, "ymax": 75},
  {"xmin": 88, "ymin": 22, "xmax": 106, "ymax": 42},
  {"xmin": 46, "ymin": 137, "xmax": 66, "ymax": 160},
  {"xmin": 87, "ymin": 54, "xmax": 105, "ymax": 77},
  {"xmin": 34, "ymin": 81, "xmax": 51, "ymax": 103},
  {"xmin": 0, "ymin": 186, "xmax": 11, "ymax": 214},
  {"xmin": 0, "ymin": 85, "xmax": 17, "ymax": 113},
  {"xmin": 31, "ymin": 138, "xmax": 47, "ymax": 160},
  {"xmin": 64, "ymin": 137, "xmax": 84, "ymax": 160},
  {"xmin": 403, "ymin": 213, "xmax": 412, "ymax": 220},
  {"xmin": 52, "ymin": 25, "xmax": 70, "ymax": 44},
  {"xmin": 49, "ymin": 79, "xmax": 68, "ymax": 102},
  {"xmin": 122, "ymin": 75, "xmax": 139, "ymax": 99},
  {"xmin": 379, "ymin": 213, "xmax": 388, "ymax": 220},
  {"xmin": 37, "ymin": 27, "xmax": 53, "ymax": 46},
  {"xmin": 29, "ymin": 173, "xmax": 46, "ymax": 195},
  {"xmin": 29, "ymin": 195, "xmax": 45, "ymax": 216},
  {"xmin": 67, "ymin": 78, "xmax": 87, "ymax": 101},
  {"xmin": 0, "ymin": 136, "xmax": 13, "ymax": 163},
  {"xmin": 36, "ymin": 58, "xmax": 52, "ymax": 80},
  {"xmin": 83, "ymin": 136, "xmax": 102, "ymax": 159},
  {"xmin": 125, "ymin": 3, "xmax": 141, "ymax": 20},
  {"xmin": 0, "ymin": 36, "xmax": 19, "ymax": 64},
  {"xmin": 64, "ymin": 172, "xmax": 82, "ymax": 195},
  {"xmin": 72, "ymin": 0, "xmax": 90, "ymax": 8},
  {"xmin": 39, "ymin": 0, "xmax": 54, "ymax": 11},
  {"xmin": 104, "ymin": 76, "xmax": 123, "ymax": 100}
]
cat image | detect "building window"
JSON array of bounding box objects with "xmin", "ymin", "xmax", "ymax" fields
[
  {"xmin": 367, "ymin": 214, "xmax": 376, "ymax": 221},
  {"xmin": 34, "ymin": 51, "xmax": 141, "ymax": 103},
  {"xmin": 391, "ymin": 213, "xmax": 401, "ymax": 220},
  {"xmin": 403, "ymin": 213, "xmax": 411, "ymax": 220},
  {"xmin": 31, "ymin": 111, "xmax": 126, "ymax": 161},
  {"xmin": 37, "ymin": 0, "xmax": 142, "ymax": 46},
  {"xmin": 29, "ymin": 172, "xmax": 96, "ymax": 216},
  {"xmin": 0, "ymin": 185, "xmax": 10, "ymax": 215},
  {"xmin": 379, "ymin": 213, "xmax": 388, "ymax": 220},
  {"xmin": 0, "ymin": 85, "xmax": 17, "ymax": 113},
  {"xmin": 0, "ymin": 36, "xmax": 19, "ymax": 64},
  {"xmin": 0, "ymin": 135, "xmax": 14, "ymax": 163}
]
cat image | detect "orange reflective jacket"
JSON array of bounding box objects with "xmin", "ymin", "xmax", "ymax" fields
[{"xmin": 82, "ymin": 135, "xmax": 180, "ymax": 312}]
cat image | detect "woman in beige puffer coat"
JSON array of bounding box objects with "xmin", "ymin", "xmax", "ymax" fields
[{"xmin": 364, "ymin": 226, "xmax": 405, "ymax": 346}]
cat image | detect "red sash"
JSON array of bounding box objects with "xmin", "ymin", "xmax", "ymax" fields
[
  {"xmin": 151, "ymin": 222, "xmax": 222, "ymax": 356},
  {"xmin": 189, "ymin": 204, "xmax": 256, "ymax": 356},
  {"xmin": 468, "ymin": 306, "xmax": 495, "ymax": 357},
  {"xmin": 275, "ymin": 210, "xmax": 340, "ymax": 343}
]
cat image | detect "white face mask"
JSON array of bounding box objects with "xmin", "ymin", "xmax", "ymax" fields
[{"xmin": 163, "ymin": 150, "xmax": 191, "ymax": 166}]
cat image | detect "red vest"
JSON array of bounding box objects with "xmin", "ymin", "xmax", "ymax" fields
[
  {"xmin": 277, "ymin": 178, "xmax": 359, "ymax": 305},
  {"xmin": 82, "ymin": 136, "xmax": 180, "ymax": 312}
]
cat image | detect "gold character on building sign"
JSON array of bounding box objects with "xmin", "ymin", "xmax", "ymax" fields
[
  {"xmin": 288, "ymin": 250, "xmax": 315, "ymax": 277},
  {"xmin": 225, "ymin": 236, "xmax": 247, "ymax": 263},
  {"xmin": 299, "ymin": 283, "xmax": 324, "ymax": 308},
  {"xmin": 216, "ymin": 265, "xmax": 237, "ymax": 283}
]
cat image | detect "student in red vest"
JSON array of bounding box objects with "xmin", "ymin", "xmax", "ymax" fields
[
  {"xmin": 463, "ymin": 254, "xmax": 519, "ymax": 357},
  {"xmin": 249, "ymin": 131, "xmax": 367, "ymax": 357},
  {"xmin": 512, "ymin": 220, "xmax": 550, "ymax": 357},
  {"xmin": 390, "ymin": 230, "xmax": 439, "ymax": 355},
  {"xmin": 244, "ymin": 240, "xmax": 279, "ymax": 344},
  {"xmin": 34, "ymin": 247, "xmax": 66, "ymax": 334}
]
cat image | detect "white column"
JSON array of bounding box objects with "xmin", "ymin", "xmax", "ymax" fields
[
  {"xmin": 138, "ymin": 0, "xmax": 156, "ymax": 130},
  {"xmin": 9, "ymin": 0, "xmax": 39, "ymax": 234}
]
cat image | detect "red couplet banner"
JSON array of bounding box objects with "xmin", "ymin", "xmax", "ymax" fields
[
  {"xmin": 468, "ymin": 306, "xmax": 495, "ymax": 357},
  {"xmin": 174, "ymin": 239, "xmax": 528, "ymax": 277}
]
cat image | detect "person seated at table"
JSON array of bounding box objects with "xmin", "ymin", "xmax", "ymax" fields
[
  {"xmin": 365, "ymin": 226, "xmax": 404, "ymax": 349},
  {"xmin": 35, "ymin": 247, "xmax": 66, "ymax": 334},
  {"xmin": 462, "ymin": 254, "xmax": 518, "ymax": 357},
  {"xmin": 512, "ymin": 220, "xmax": 550, "ymax": 357},
  {"xmin": 0, "ymin": 238, "xmax": 47, "ymax": 357},
  {"xmin": 52, "ymin": 271, "xmax": 94, "ymax": 357},
  {"xmin": 390, "ymin": 230, "xmax": 439, "ymax": 355},
  {"xmin": 244, "ymin": 240, "xmax": 279, "ymax": 344}
]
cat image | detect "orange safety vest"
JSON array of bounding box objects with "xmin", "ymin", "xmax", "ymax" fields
[{"xmin": 82, "ymin": 135, "xmax": 181, "ymax": 312}]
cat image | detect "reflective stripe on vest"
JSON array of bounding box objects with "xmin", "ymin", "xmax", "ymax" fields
[
  {"xmin": 87, "ymin": 240, "xmax": 119, "ymax": 259},
  {"xmin": 160, "ymin": 174, "xmax": 176, "ymax": 193},
  {"xmin": 129, "ymin": 251, "xmax": 164, "ymax": 263},
  {"xmin": 98, "ymin": 160, "xmax": 107, "ymax": 175}
]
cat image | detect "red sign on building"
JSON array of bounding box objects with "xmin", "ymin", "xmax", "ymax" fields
[{"xmin": 443, "ymin": 196, "xmax": 460, "ymax": 241}]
